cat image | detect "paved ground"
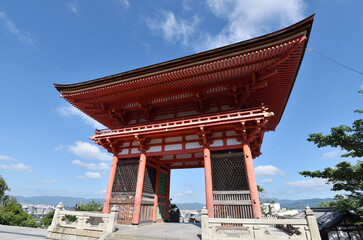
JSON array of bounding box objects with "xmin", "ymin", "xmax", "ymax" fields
[
  {"xmin": 0, "ymin": 223, "xmax": 201, "ymax": 240},
  {"xmin": 112, "ymin": 222, "xmax": 202, "ymax": 240},
  {"xmin": 0, "ymin": 222, "xmax": 291, "ymax": 240},
  {"xmin": 0, "ymin": 224, "xmax": 48, "ymax": 240}
]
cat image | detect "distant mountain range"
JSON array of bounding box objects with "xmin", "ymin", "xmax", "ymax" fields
[
  {"xmin": 14, "ymin": 196, "xmax": 104, "ymax": 207},
  {"xmin": 260, "ymin": 198, "xmax": 334, "ymax": 209},
  {"xmin": 14, "ymin": 195, "xmax": 334, "ymax": 210}
]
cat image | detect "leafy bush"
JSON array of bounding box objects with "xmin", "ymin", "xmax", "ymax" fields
[{"xmin": 0, "ymin": 197, "xmax": 39, "ymax": 228}]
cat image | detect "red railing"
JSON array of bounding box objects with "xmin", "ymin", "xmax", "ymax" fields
[{"xmin": 93, "ymin": 107, "xmax": 273, "ymax": 138}]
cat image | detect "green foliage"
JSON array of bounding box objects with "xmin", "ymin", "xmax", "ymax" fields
[
  {"xmin": 265, "ymin": 199, "xmax": 276, "ymax": 204},
  {"xmin": 0, "ymin": 175, "xmax": 10, "ymax": 205},
  {"xmin": 63, "ymin": 215, "xmax": 77, "ymax": 222},
  {"xmin": 53, "ymin": 200, "xmax": 103, "ymax": 224},
  {"xmin": 40, "ymin": 211, "xmax": 54, "ymax": 227},
  {"xmin": 317, "ymin": 201, "xmax": 337, "ymax": 207},
  {"xmin": 0, "ymin": 197, "xmax": 40, "ymax": 228},
  {"xmin": 169, "ymin": 198, "xmax": 180, "ymax": 214},
  {"xmin": 257, "ymin": 185, "xmax": 264, "ymax": 193},
  {"xmin": 306, "ymin": 90, "xmax": 362, "ymax": 158},
  {"xmin": 73, "ymin": 200, "xmax": 103, "ymax": 212},
  {"xmin": 300, "ymin": 90, "xmax": 363, "ymax": 225}
]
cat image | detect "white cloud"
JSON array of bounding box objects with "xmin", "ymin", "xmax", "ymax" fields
[
  {"xmin": 98, "ymin": 190, "xmax": 106, "ymax": 194},
  {"xmin": 71, "ymin": 159, "xmax": 109, "ymax": 170},
  {"xmin": 57, "ymin": 105, "xmax": 105, "ymax": 129},
  {"xmin": 284, "ymin": 178, "xmax": 330, "ymax": 191},
  {"xmin": 321, "ymin": 150, "xmax": 344, "ymax": 159},
  {"xmin": 360, "ymin": 82, "xmax": 363, "ymax": 90},
  {"xmin": 54, "ymin": 145, "xmax": 65, "ymax": 151},
  {"xmin": 261, "ymin": 178, "xmax": 274, "ymax": 184},
  {"xmin": 174, "ymin": 190, "xmax": 195, "ymax": 197},
  {"xmin": 85, "ymin": 172, "xmax": 102, "ymax": 179},
  {"xmin": 0, "ymin": 155, "xmax": 15, "ymax": 161},
  {"xmin": 147, "ymin": 11, "xmax": 200, "ymax": 46},
  {"xmin": 182, "ymin": 0, "xmax": 192, "ymax": 11},
  {"xmin": 76, "ymin": 175, "xmax": 86, "ymax": 179},
  {"xmin": 255, "ymin": 165, "xmax": 285, "ymax": 176},
  {"xmin": 33, "ymin": 180, "xmax": 56, "ymax": 184},
  {"xmin": 68, "ymin": 141, "xmax": 111, "ymax": 161},
  {"xmin": 0, "ymin": 11, "xmax": 35, "ymax": 47},
  {"xmin": 67, "ymin": 1, "xmax": 78, "ymax": 15},
  {"xmin": 198, "ymin": 0, "xmax": 306, "ymax": 50},
  {"xmin": 144, "ymin": 0, "xmax": 306, "ymax": 51},
  {"xmin": 0, "ymin": 163, "xmax": 33, "ymax": 173},
  {"xmin": 116, "ymin": 0, "xmax": 130, "ymax": 9}
]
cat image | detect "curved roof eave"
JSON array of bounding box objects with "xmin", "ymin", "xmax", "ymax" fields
[{"xmin": 54, "ymin": 14, "xmax": 314, "ymax": 93}]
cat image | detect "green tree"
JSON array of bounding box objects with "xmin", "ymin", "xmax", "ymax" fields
[
  {"xmin": 63, "ymin": 200, "xmax": 103, "ymax": 223},
  {"xmin": 168, "ymin": 198, "xmax": 179, "ymax": 214},
  {"xmin": 317, "ymin": 201, "xmax": 336, "ymax": 207},
  {"xmin": 40, "ymin": 211, "xmax": 54, "ymax": 227},
  {"xmin": 0, "ymin": 175, "xmax": 10, "ymax": 205},
  {"xmin": 300, "ymin": 90, "xmax": 362, "ymax": 225},
  {"xmin": 0, "ymin": 197, "xmax": 39, "ymax": 228},
  {"xmin": 74, "ymin": 200, "xmax": 103, "ymax": 212},
  {"xmin": 0, "ymin": 176, "xmax": 40, "ymax": 228}
]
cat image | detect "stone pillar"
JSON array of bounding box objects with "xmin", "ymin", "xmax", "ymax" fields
[
  {"xmin": 152, "ymin": 164, "xmax": 161, "ymax": 222},
  {"xmin": 242, "ymin": 143, "xmax": 262, "ymax": 219},
  {"xmin": 204, "ymin": 147, "xmax": 214, "ymax": 218},
  {"xmin": 103, "ymin": 154, "xmax": 119, "ymax": 213},
  {"xmin": 201, "ymin": 207, "xmax": 209, "ymax": 240},
  {"xmin": 106, "ymin": 205, "xmax": 118, "ymax": 233},
  {"xmin": 305, "ymin": 206, "xmax": 322, "ymax": 240},
  {"xmin": 49, "ymin": 202, "xmax": 63, "ymax": 229},
  {"xmin": 132, "ymin": 151, "xmax": 147, "ymax": 224}
]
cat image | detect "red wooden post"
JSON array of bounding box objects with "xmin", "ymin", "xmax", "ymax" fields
[
  {"xmin": 103, "ymin": 154, "xmax": 118, "ymax": 213},
  {"xmin": 243, "ymin": 143, "xmax": 262, "ymax": 219},
  {"xmin": 204, "ymin": 147, "xmax": 214, "ymax": 218},
  {"xmin": 132, "ymin": 152, "xmax": 147, "ymax": 224},
  {"xmin": 165, "ymin": 168, "xmax": 171, "ymax": 221},
  {"xmin": 152, "ymin": 164, "xmax": 160, "ymax": 222}
]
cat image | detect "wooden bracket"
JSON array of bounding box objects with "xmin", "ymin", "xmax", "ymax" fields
[
  {"xmin": 134, "ymin": 134, "xmax": 150, "ymax": 152},
  {"xmin": 198, "ymin": 126, "xmax": 214, "ymax": 147}
]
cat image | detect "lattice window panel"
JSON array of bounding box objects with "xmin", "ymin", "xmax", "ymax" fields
[
  {"xmin": 211, "ymin": 152, "xmax": 249, "ymax": 191},
  {"xmin": 143, "ymin": 165, "xmax": 156, "ymax": 194},
  {"xmin": 112, "ymin": 160, "xmax": 139, "ymax": 192}
]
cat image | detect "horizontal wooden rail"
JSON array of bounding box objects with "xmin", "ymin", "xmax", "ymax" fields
[{"xmin": 92, "ymin": 107, "xmax": 273, "ymax": 139}]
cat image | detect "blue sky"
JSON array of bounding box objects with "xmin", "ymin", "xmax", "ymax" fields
[{"xmin": 0, "ymin": 0, "xmax": 362, "ymax": 203}]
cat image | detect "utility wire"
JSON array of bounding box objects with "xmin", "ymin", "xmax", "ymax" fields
[{"xmin": 306, "ymin": 48, "xmax": 363, "ymax": 76}]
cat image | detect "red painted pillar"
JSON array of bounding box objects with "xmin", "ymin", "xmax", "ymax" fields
[
  {"xmin": 243, "ymin": 143, "xmax": 262, "ymax": 219},
  {"xmin": 204, "ymin": 147, "xmax": 214, "ymax": 218},
  {"xmin": 132, "ymin": 152, "xmax": 147, "ymax": 224},
  {"xmin": 103, "ymin": 154, "xmax": 118, "ymax": 213},
  {"xmin": 165, "ymin": 169, "xmax": 171, "ymax": 221},
  {"xmin": 152, "ymin": 164, "xmax": 160, "ymax": 222}
]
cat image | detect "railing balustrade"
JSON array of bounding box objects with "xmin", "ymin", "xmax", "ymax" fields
[
  {"xmin": 47, "ymin": 202, "xmax": 118, "ymax": 240},
  {"xmin": 202, "ymin": 206, "xmax": 322, "ymax": 240}
]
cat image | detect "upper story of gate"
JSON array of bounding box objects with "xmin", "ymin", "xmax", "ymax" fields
[{"xmin": 54, "ymin": 15, "xmax": 314, "ymax": 159}]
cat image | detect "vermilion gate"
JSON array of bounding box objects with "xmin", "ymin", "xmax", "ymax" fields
[{"xmin": 54, "ymin": 15, "xmax": 313, "ymax": 224}]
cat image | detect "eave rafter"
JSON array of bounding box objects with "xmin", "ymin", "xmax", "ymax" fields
[
  {"xmin": 76, "ymin": 36, "xmax": 304, "ymax": 128},
  {"xmin": 66, "ymin": 35, "xmax": 306, "ymax": 105}
]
